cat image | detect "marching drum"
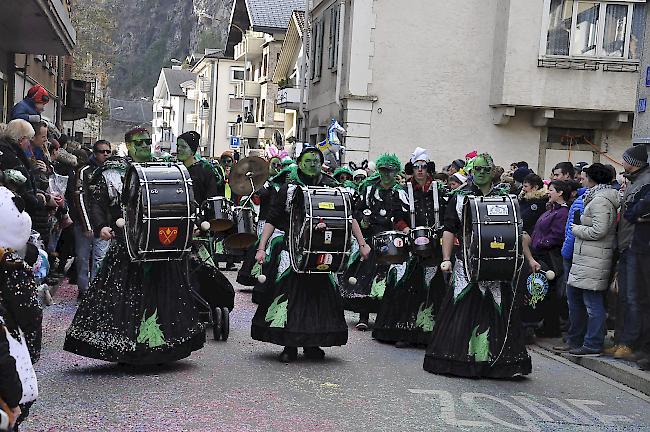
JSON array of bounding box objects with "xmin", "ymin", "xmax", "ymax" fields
[
  {"xmin": 123, "ymin": 163, "xmax": 195, "ymax": 262},
  {"xmin": 289, "ymin": 186, "xmax": 353, "ymax": 273},
  {"xmin": 374, "ymin": 231, "xmax": 410, "ymax": 265},
  {"xmin": 410, "ymin": 226, "xmax": 441, "ymax": 266},
  {"xmin": 223, "ymin": 206, "xmax": 257, "ymax": 250},
  {"xmin": 462, "ymin": 195, "xmax": 523, "ymax": 282},
  {"xmin": 203, "ymin": 197, "xmax": 234, "ymax": 232}
]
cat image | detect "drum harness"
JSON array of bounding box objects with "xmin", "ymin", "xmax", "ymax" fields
[{"xmin": 406, "ymin": 182, "xmax": 441, "ymax": 230}]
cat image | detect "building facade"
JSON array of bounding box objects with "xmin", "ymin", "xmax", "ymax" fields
[
  {"xmin": 306, "ymin": 0, "xmax": 642, "ymax": 173},
  {"xmin": 152, "ymin": 67, "xmax": 197, "ymax": 153}
]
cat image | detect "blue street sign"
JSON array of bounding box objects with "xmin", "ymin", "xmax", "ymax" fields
[
  {"xmin": 230, "ymin": 136, "xmax": 241, "ymax": 149},
  {"xmin": 646, "ymin": 67, "xmax": 650, "ymax": 87},
  {"xmin": 639, "ymin": 98, "xmax": 647, "ymax": 113}
]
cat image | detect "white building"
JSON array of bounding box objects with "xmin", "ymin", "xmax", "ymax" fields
[
  {"xmin": 152, "ymin": 67, "xmax": 197, "ymax": 153},
  {"xmin": 307, "ymin": 0, "xmax": 644, "ymax": 174},
  {"xmin": 190, "ymin": 51, "xmax": 245, "ymax": 157}
]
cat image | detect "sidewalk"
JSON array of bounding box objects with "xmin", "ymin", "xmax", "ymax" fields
[{"xmin": 535, "ymin": 337, "xmax": 650, "ymax": 396}]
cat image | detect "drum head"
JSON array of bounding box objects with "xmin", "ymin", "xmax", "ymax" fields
[{"xmin": 124, "ymin": 165, "xmax": 145, "ymax": 258}]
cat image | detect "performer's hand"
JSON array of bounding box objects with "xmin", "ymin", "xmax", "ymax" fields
[
  {"xmin": 100, "ymin": 227, "xmax": 114, "ymax": 241},
  {"xmin": 402, "ymin": 227, "xmax": 410, "ymax": 235},
  {"xmin": 529, "ymin": 259, "xmax": 541, "ymax": 273},
  {"xmin": 9, "ymin": 406, "xmax": 21, "ymax": 428},
  {"xmin": 440, "ymin": 260, "xmax": 452, "ymax": 273},
  {"xmin": 359, "ymin": 243, "xmax": 371, "ymax": 261},
  {"xmin": 255, "ymin": 248, "xmax": 266, "ymax": 264}
]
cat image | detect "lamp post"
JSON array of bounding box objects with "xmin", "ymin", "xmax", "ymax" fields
[{"xmin": 231, "ymin": 23, "xmax": 248, "ymax": 155}]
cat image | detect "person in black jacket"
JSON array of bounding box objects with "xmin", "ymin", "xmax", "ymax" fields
[
  {"xmin": 518, "ymin": 173, "xmax": 548, "ymax": 234},
  {"xmin": 176, "ymin": 131, "xmax": 217, "ymax": 205}
]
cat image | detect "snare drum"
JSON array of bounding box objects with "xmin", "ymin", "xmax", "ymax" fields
[
  {"xmin": 223, "ymin": 206, "xmax": 257, "ymax": 249},
  {"xmin": 289, "ymin": 186, "xmax": 353, "ymax": 273},
  {"xmin": 410, "ymin": 226, "xmax": 442, "ymax": 266},
  {"xmin": 374, "ymin": 231, "xmax": 409, "ymax": 265},
  {"xmin": 123, "ymin": 163, "xmax": 195, "ymax": 262},
  {"xmin": 462, "ymin": 194, "xmax": 523, "ymax": 282},
  {"xmin": 204, "ymin": 196, "xmax": 234, "ymax": 232}
]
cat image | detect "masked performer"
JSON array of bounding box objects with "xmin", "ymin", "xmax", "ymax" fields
[
  {"xmin": 251, "ymin": 146, "xmax": 370, "ymax": 362},
  {"xmin": 64, "ymin": 128, "xmax": 205, "ymax": 364},
  {"xmin": 423, "ymin": 153, "xmax": 531, "ymax": 378},
  {"xmin": 373, "ymin": 148, "xmax": 446, "ymax": 347},
  {"xmin": 339, "ymin": 154, "xmax": 410, "ymax": 331}
]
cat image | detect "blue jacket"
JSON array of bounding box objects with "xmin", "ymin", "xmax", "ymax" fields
[
  {"xmin": 561, "ymin": 187, "xmax": 587, "ymax": 260},
  {"xmin": 10, "ymin": 98, "xmax": 41, "ymax": 122}
]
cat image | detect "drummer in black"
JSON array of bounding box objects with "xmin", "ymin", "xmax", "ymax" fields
[
  {"xmin": 176, "ymin": 131, "xmax": 218, "ymax": 205},
  {"xmin": 373, "ymin": 147, "xmax": 447, "ymax": 347},
  {"xmin": 423, "ymin": 153, "xmax": 531, "ymax": 378},
  {"xmin": 64, "ymin": 128, "xmax": 205, "ymax": 365},
  {"xmin": 339, "ymin": 153, "xmax": 410, "ymax": 330},
  {"xmin": 252, "ymin": 145, "xmax": 370, "ymax": 363}
]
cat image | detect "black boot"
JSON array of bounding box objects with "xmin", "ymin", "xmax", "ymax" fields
[
  {"xmin": 304, "ymin": 347, "xmax": 325, "ymax": 360},
  {"xmin": 279, "ymin": 346, "xmax": 298, "ymax": 363},
  {"xmin": 356, "ymin": 312, "xmax": 369, "ymax": 331}
]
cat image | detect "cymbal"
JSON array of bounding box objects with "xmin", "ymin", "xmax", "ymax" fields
[{"xmin": 229, "ymin": 156, "xmax": 269, "ymax": 195}]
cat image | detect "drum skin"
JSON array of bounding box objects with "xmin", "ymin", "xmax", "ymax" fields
[
  {"xmin": 204, "ymin": 197, "xmax": 234, "ymax": 232},
  {"xmin": 410, "ymin": 226, "xmax": 442, "ymax": 266},
  {"xmin": 224, "ymin": 207, "xmax": 257, "ymax": 250},
  {"xmin": 289, "ymin": 186, "xmax": 352, "ymax": 273},
  {"xmin": 462, "ymin": 195, "xmax": 523, "ymax": 282},
  {"xmin": 123, "ymin": 163, "xmax": 195, "ymax": 262},
  {"xmin": 373, "ymin": 231, "xmax": 409, "ymax": 265}
]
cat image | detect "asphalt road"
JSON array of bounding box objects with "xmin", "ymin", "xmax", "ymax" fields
[{"xmin": 23, "ymin": 269, "xmax": 650, "ymax": 432}]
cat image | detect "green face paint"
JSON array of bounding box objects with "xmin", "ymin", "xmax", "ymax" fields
[
  {"xmin": 127, "ymin": 132, "xmax": 152, "ymax": 162},
  {"xmin": 269, "ymin": 157, "xmax": 282, "ymax": 175},
  {"xmin": 176, "ymin": 138, "xmax": 193, "ymax": 162},
  {"xmin": 472, "ymin": 156, "xmax": 493, "ymax": 187},
  {"xmin": 299, "ymin": 152, "xmax": 321, "ymax": 177},
  {"xmin": 378, "ymin": 167, "xmax": 397, "ymax": 187}
]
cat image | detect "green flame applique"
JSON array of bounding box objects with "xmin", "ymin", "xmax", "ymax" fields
[
  {"xmin": 468, "ymin": 325, "xmax": 490, "ymax": 362},
  {"xmin": 370, "ymin": 276, "xmax": 386, "ymax": 299},
  {"xmin": 137, "ymin": 309, "xmax": 166, "ymax": 348},
  {"xmin": 416, "ymin": 303, "xmax": 434, "ymax": 332},
  {"xmin": 251, "ymin": 261, "xmax": 262, "ymax": 278},
  {"xmin": 265, "ymin": 295, "xmax": 288, "ymax": 328}
]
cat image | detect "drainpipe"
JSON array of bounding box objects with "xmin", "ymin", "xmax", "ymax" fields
[
  {"xmin": 56, "ymin": 56, "xmax": 64, "ymax": 129},
  {"xmin": 335, "ymin": 0, "xmax": 345, "ymax": 108},
  {"xmin": 300, "ymin": 0, "xmax": 311, "ymax": 143}
]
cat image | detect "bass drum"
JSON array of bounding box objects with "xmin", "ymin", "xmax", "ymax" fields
[
  {"xmin": 462, "ymin": 194, "xmax": 523, "ymax": 282},
  {"xmin": 289, "ymin": 186, "xmax": 353, "ymax": 273},
  {"xmin": 123, "ymin": 163, "xmax": 195, "ymax": 262}
]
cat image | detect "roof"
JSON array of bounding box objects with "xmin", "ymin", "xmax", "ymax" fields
[
  {"xmin": 293, "ymin": 10, "xmax": 305, "ymax": 34},
  {"xmin": 246, "ymin": 0, "xmax": 305, "ymax": 32},
  {"xmin": 161, "ymin": 68, "xmax": 197, "ymax": 97},
  {"xmin": 273, "ymin": 10, "xmax": 306, "ymax": 83},
  {"xmin": 108, "ymin": 98, "xmax": 153, "ymax": 124}
]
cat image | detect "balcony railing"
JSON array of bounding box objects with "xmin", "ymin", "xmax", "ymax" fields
[
  {"xmin": 276, "ymin": 87, "xmax": 302, "ymax": 109},
  {"xmin": 234, "ymin": 31, "xmax": 265, "ymax": 61},
  {"xmin": 234, "ymin": 122, "xmax": 259, "ymax": 139},
  {"xmin": 235, "ymin": 81, "xmax": 261, "ymax": 98}
]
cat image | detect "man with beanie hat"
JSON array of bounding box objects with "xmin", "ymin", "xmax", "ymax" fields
[
  {"xmin": 609, "ymin": 144, "xmax": 650, "ymax": 362},
  {"xmin": 177, "ymin": 131, "xmax": 218, "ymax": 205},
  {"xmin": 11, "ymin": 84, "xmax": 50, "ymax": 123}
]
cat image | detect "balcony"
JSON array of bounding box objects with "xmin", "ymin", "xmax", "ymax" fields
[
  {"xmin": 276, "ymin": 87, "xmax": 302, "ymax": 110},
  {"xmin": 234, "ymin": 122, "xmax": 259, "ymax": 139},
  {"xmin": 186, "ymin": 113, "xmax": 198, "ymax": 124},
  {"xmin": 234, "ymin": 32, "xmax": 265, "ymax": 61},
  {"xmin": 235, "ymin": 81, "xmax": 261, "ymax": 98}
]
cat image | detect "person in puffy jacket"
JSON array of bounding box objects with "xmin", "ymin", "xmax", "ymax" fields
[
  {"xmin": 558, "ymin": 164, "xmax": 620, "ymax": 356},
  {"xmin": 10, "ymin": 85, "xmax": 49, "ymax": 124}
]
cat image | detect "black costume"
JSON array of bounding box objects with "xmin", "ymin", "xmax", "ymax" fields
[
  {"xmin": 250, "ymin": 170, "xmax": 348, "ymax": 348},
  {"xmin": 373, "ymin": 177, "xmax": 446, "ymax": 345},
  {"xmin": 186, "ymin": 160, "xmax": 219, "ymax": 206},
  {"xmin": 423, "ymin": 184, "xmax": 531, "ymax": 378},
  {"xmin": 339, "ymin": 177, "xmax": 409, "ymax": 314},
  {"xmin": 64, "ymin": 158, "xmax": 205, "ymax": 364}
]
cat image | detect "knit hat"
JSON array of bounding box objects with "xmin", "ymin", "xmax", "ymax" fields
[
  {"xmin": 513, "ymin": 167, "xmax": 532, "ymax": 184},
  {"xmin": 353, "ymin": 169, "xmax": 367, "ymax": 179},
  {"xmin": 623, "ymin": 145, "xmax": 648, "ymax": 168},
  {"xmin": 27, "ymin": 84, "xmax": 50, "ymax": 105},
  {"xmin": 451, "ymin": 159, "xmax": 465, "ymax": 171},
  {"xmin": 178, "ymin": 131, "xmax": 201, "ymax": 152},
  {"xmin": 410, "ymin": 147, "xmax": 429, "ymax": 164}
]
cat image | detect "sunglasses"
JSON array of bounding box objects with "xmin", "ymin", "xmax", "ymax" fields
[
  {"xmin": 473, "ymin": 166, "xmax": 491, "ymax": 173},
  {"xmin": 354, "ymin": 176, "xmax": 366, "ymax": 181},
  {"xmin": 131, "ymin": 138, "xmax": 152, "ymax": 147},
  {"xmin": 414, "ymin": 163, "xmax": 428, "ymax": 170},
  {"xmin": 95, "ymin": 149, "xmax": 111, "ymax": 154},
  {"xmin": 378, "ymin": 167, "xmax": 397, "ymax": 173},
  {"xmin": 271, "ymin": 162, "xmax": 282, "ymax": 168}
]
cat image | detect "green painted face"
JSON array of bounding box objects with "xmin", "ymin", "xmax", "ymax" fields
[
  {"xmin": 378, "ymin": 167, "xmax": 397, "ymax": 187},
  {"xmin": 176, "ymin": 138, "xmax": 193, "ymax": 162},
  {"xmin": 127, "ymin": 132, "xmax": 152, "ymax": 162},
  {"xmin": 472, "ymin": 156, "xmax": 493, "ymax": 187},
  {"xmin": 269, "ymin": 157, "xmax": 282, "ymax": 175},
  {"xmin": 299, "ymin": 152, "xmax": 321, "ymax": 177}
]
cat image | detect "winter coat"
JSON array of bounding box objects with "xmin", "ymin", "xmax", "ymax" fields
[
  {"xmin": 618, "ymin": 164, "xmax": 650, "ymax": 251},
  {"xmin": 567, "ymin": 186, "xmax": 620, "ymax": 291},
  {"xmin": 67, "ymin": 156, "xmax": 101, "ymax": 229},
  {"xmin": 10, "ymin": 98, "xmax": 41, "ymax": 123},
  {"xmin": 624, "ymin": 183, "xmax": 650, "ymax": 255},
  {"xmin": 531, "ymin": 202, "xmax": 569, "ymax": 252},
  {"xmin": 0, "ymin": 304, "xmax": 22, "ymax": 409},
  {"xmin": 561, "ymin": 187, "xmax": 587, "ymax": 260},
  {"xmin": 519, "ymin": 188, "xmax": 548, "ymax": 234}
]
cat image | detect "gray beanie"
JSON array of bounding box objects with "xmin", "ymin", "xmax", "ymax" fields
[{"xmin": 623, "ymin": 145, "xmax": 648, "ymax": 168}]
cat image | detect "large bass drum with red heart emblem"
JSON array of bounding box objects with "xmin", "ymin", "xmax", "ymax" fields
[
  {"xmin": 289, "ymin": 186, "xmax": 353, "ymax": 273},
  {"xmin": 123, "ymin": 163, "xmax": 195, "ymax": 262}
]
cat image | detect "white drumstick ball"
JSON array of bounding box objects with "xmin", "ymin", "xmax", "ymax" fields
[
  {"xmin": 348, "ymin": 277, "xmax": 357, "ymax": 286},
  {"xmin": 115, "ymin": 218, "xmax": 126, "ymax": 228},
  {"xmin": 200, "ymin": 221, "xmax": 211, "ymax": 231},
  {"xmin": 440, "ymin": 261, "xmax": 451, "ymax": 272},
  {"xmin": 545, "ymin": 270, "xmax": 556, "ymax": 281},
  {"xmin": 257, "ymin": 274, "xmax": 267, "ymax": 283}
]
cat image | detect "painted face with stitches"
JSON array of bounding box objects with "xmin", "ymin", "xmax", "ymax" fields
[
  {"xmin": 471, "ymin": 155, "xmax": 494, "ymax": 187},
  {"xmin": 299, "ymin": 151, "xmax": 322, "ymax": 177},
  {"xmin": 127, "ymin": 132, "xmax": 152, "ymax": 162}
]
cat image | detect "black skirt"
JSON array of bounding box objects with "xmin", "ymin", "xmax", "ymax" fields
[
  {"xmin": 339, "ymin": 249, "xmax": 388, "ymax": 313},
  {"xmin": 251, "ymin": 245, "xmax": 348, "ymax": 348},
  {"xmin": 423, "ymin": 260, "xmax": 531, "ymax": 378},
  {"xmin": 64, "ymin": 240, "xmax": 205, "ymax": 364},
  {"xmin": 236, "ymin": 243, "xmax": 258, "ymax": 287},
  {"xmin": 373, "ymin": 258, "xmax": 446, "ymax": 345}
]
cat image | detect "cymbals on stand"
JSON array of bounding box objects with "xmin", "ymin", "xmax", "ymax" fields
[{"xmin": 229, "ymin": 156, "xmax": 269, "ymax": 195}]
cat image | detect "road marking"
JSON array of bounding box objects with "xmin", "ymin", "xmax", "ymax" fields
[
  {"xmin": 462, "ymin": 392, "xmax": 540, "ymax": 432},
  {"xmin": 408, "ymin": 389, "xmax": 490, "ymax": 427}
]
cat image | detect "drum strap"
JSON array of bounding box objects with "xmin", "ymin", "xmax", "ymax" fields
[
  {"xmin": 407, "ymin": 182, "xmax": 416, "ymax": 229},
  {"xmin": 432, "ymin": 183, "xmax": 441, "ymax": 229}
]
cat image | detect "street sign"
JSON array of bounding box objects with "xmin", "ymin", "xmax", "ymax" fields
[
  {"xmin": 640, "ymin": 98, "xmax": 647, "ymax": 113},
  {"xmin": 230, "ymin": 136, "xmax": 241, "ymax": 149}
]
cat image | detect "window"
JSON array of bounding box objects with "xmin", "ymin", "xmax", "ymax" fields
[
  {"xmin": 547, "ymin": 127, "xmax": 596, "ymax": 145},
  {"xmin": 231, "ymin": 67, "xmax": 244, "ymax": 81},
  {"xmin": 328, "ymin": 5, "xmax": 340, "ymax": 70},
  {"xmin": 262, "ymin": 53, "xmax": 268, "ymax": 78},
  {"xmin": 260, "ymin": 99, "xmax": 266, "ymax": 122},
  {"xmin": 228, "ymin": 94, "xmax": 243, "ymax": 111},
  {"xmin": 227, "ymin": 122, "xmax": 236, "ymax": 137},
  {"xmin": 311, "ymin": 19, "xmax": 325, "ymax": 80},
  {"xmin": 543, "ymin": 0, "xmax": 645, "ymax": 60}
]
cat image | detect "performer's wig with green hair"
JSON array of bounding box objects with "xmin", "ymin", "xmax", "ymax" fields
[{"xmin": 375, "ymin": 153, "xmax": 402, "ymax": 171}]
